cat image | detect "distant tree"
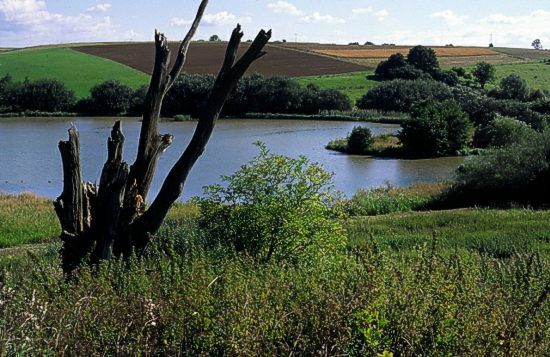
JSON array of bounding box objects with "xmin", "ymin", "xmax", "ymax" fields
[
  {"xmin": 399, "ymin": 99, "xmax": 473, "ymax": 157},
  {"xmin": 347, "ymin": 126, "xmax": 374, "ymax": 154},
  {"xmin": 407, "ymin": 45, "xmax": 439, "ymax": 73},
  {"xmin": 14, "ymin": 79, "xmax": 75, "ymax": 112},
  {"xmin": 282, "ymin": 39, "xmax": 287, "ymax": 43},
  {"xmin": 532, "ymin": 39, "xmax": 543, "ymax": 50},
  {"xmin": 364, "ymin": 41, "xmax": 375, "ymax": 46},
  {"xmin": 498, "ymin": 74, "xmax": 529, "ymax": 101},
  {"xmin": 472, "ymin": 62, "xmax": 496, "ymax": 89},
  {"xmin": 209, "ymin": 34, "xmax": 221, "ymax": 41},
  {"xmin": 488, "ymin": 43, "xmax": 494, "ymax": 48},
  {"xmin": 348, "ymin": 42, "xmax": 360, "ymax": 46},
  {"xmin": 89, "ymin": 80, "xmax": 133, "ymax": 115}
]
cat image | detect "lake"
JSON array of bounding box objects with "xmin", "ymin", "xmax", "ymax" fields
[{"xmin": 0, "ymin": 117, "xmax": 464, "ymax": 200}]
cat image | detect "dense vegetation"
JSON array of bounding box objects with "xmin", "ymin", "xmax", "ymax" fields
[
  {"xmin": 0, "ymin": 73, "xmax": 351, "ymax": 117},
  {"xmin": 1, "ymin": 150, "xmax": 548, "ymax": 354}
]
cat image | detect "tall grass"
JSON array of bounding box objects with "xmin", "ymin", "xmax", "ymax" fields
[
  {"xmin": 0, "ymin": 241, "xmax": 547, "ymax": 355},
  {"xmin": 0, "ymin": 193, "xmax": 59, "ymax": 248}
]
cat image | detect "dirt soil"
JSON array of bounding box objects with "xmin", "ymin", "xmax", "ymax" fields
[{"xmin": 73, "ymin": 42, "xmax": 367, "ymax": 77}]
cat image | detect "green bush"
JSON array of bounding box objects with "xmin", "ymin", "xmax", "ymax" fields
[
  {"xmin": 476, "ymin": 116, "xmax": 536, "ymax": 148},
  {"xmin": 399, "ymin": 100, "xmax": 473, "ymax": 157},
  {"xmin": 472, "ymin": 62, "xmax": 496, "ymax": 89},
  {"xmin": 197, "ymin": 143, "xmax": 347, "ymax": 263},
  {"xmin": 407, "ymin": 45, "xmax": 439, "ymax": 73},
  {"xmin": 89, "ymin": 80, "xmax": 133, "ymax": 115},
  {"xmin": 347, "ymin": 126, "xmax": 374, "ymax": 154},
  {"xmin": 498, "ymin": 74, "xmax": 529, "ymax": 101},
  {"xmin": 357, "ymin": 79, "xmax": 453, "ymax": 112}
]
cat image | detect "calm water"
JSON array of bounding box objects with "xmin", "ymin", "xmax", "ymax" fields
[{"xmin": 0, "ymin": 117, "xmax": 464, "ymax": 200}]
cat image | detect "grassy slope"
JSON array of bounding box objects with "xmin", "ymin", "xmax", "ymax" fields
[
  {"xmin": 297, "ymin": 62, "xmax": 550, "ymax": 102},
  {"xmin": 348, "ymin": 209, "xmax": 550, "ymax": 256},
  {"xmin": 295, "ymin": 71, "xmax": 377, "ymax": 104},
  {"xmin": 0, "ymin": 47, "xmax": 150, "ymax": 98},
  {"xmin": 1, "ymin": 193, "xmax": 549, "ymax": 259}
]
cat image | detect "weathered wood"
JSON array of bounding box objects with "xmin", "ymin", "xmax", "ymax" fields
[
  {"xmin": 54, "ymin": 0, "xmax": 271, "ymax": 273},
  {"xmin": 136, "ymin": 26, "xmax": 272, "ymax": 240}
]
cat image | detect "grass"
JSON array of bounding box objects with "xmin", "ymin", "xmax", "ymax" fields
[
  {"xmin": 0, "ymin": 192, "xmax": 548, "ymax": 355},
  {"xmin": 347, "ymin": 208, "xmax": 550, "ymax": 257},
  {"xmin": 0, "ymin": 193, "xmax": 59, "ymax": 248},
  {"xmin": 296, "ymin": 71, "xmax": 377, "ymax": 103},
  {"xmin": 296, "ymin": 62, "xmax": 550, "ymax": 103},
  {"xmin": 0, "ymin": 47, "xmax": 150, "ymax": 98}
]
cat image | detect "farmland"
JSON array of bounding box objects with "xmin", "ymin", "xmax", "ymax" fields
[
  {"xmin": 73, "ymin": 42, "xmax": 366, "ymax": 77},
  {"xmin": 0, "ymin": 47, "xmax": 149, "ymax": 98}
]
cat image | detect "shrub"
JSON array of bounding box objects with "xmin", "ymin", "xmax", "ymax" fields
[
  {"xmin": 446, "ymin": 130, "xmax": 550, "ymax": 205},
  {"xmin": 9, "ymin": 78, "xmax": 75, "ymax": 112},
  {"xmin": 498, "ymin": 74, "xmax": 529, "ymax": 101},
  {"xmin": 375, "ymin": 53, "xmax": 427, "ymax": 80},
  {"xmin": 347, "ymin": 126, "xmax": 374, "ymax": 154},
  {"xmin": 476, "ymin": 116, "xmax": 537, "ymax": 148},
  {"xmin": 89, "ymin": 80, "xmax": 133, "ymax": 115},
  {"xmin": 357, "ymin": 79, "xmax": 453, "ymax": 112},
  {"xmin": 431, "ymin": 69, "xmax": 459, "ymax": 86},
  {"xmin": 451, "ymin": 67, "xmax": 466, "ymax": 77},
  {"xmin": 407, "ymin": 45, "xmax": 439, "ymax": 73},
  {"xmin": 163, "ymin": 73, "xmax": 215, "ymax": 117},
  {"xmin": 472, "ymin": 62, "xmax": 496, "ymax": 89},
  {"xmin": 197, "ymin": 143, "xmax": 347, "ymax": 263},
  {"xmin": 128, "ymin": 84, "xmax": 148, "ymax": 116},
  {"xmin": 399, "ymin": 100, "xmax": 473, "ymax": 157}
]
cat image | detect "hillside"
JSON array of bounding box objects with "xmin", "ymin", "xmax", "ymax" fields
[
  {"xmin": 0, "ymin": 47, "xmax": 149, "ymax": 98},
  {"xmin": 72, "ymin": 42, "xmax": 367, "ymax": 77}
]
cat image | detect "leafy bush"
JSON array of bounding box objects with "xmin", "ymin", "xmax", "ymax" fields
[
  {"xmin": 357, "ymin": 79, "xmax": 453, "ymax": 112},
  {"xmin": 407, "ymin": 45, "xmax": 439, "ymax": 73},
  {"xmin": 375, "ymin": 53, "xmax": 427, "ymax": 80},
  {"xmin": 497, "ymin": 74, "xmax": 529, "ymax": 101},
  {"xmin": 399, "ymin": 100, "xmax": 473, "ymax": 157},
  {"xmin": 476, "ymin": 116, "xmax": 536, "ymax": 148},
  {"xmin": 472, "ymin": 62, "xmax": 496, "ymax": 88},
  {"xmin": 445, "ymin": 130, "xmax": 550, "ymax": 206},
  {"xmin": 197, "ymin": 143, "xmax": 346, "ymax": 263},
  {"xmin": 89, "ymin": 80, "xmax": 133, "ymax": 115},
  {"xmin": 163, "ymin": 73, "xmax": 215, "ymax": 117},
  {"xmin": 347, "ymin": 126, "xmax": 374, "ymax": 154},
  {"xmin": 431, "ymin": 69, "xmax": 459, "ymax": 86},
  {"xmin": 2, "ymin": 78, "xmax": 75, "ymax": 112}
]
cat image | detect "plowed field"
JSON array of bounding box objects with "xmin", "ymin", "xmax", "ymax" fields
[
  {"xmin": 73, "ymin": 42, "xmax": 366, "ymax": 77},
  {"xmin": 312, "ymin": 47, "xmax": 498, "ymax": 58}
]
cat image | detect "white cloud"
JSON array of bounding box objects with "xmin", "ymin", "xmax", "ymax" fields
[
  {"xmin": 352, "ymin": 8, "xmax": 373, "ymax": 15},
  {"xmin": 87, "ymin": 3, "xmax": 111, "ymax": 13},
  {"xmin": 482, "ymin": 13, "xmax": 521, "ymax": 24},
  {"xmin": 299, "ymin": 12, "xmax": 345, "ymax": 24},
  {"xmin": 267, "ymin": 1, "xmax": 303, "ymax": 16},
  {"xmin": 202, "ymin": 11, "xmax": 251, "ymax": 26},
  {"xmin": 373, "ymin": 10, "xmax": 389, "ymax": 22},
  {"xmin": 352, "ymin": 7, "xmax": 388, "ymax": 22},
  {"xmin": 431, "ymin": 10, "xmax": 468, "ymax": 26},
  {"xmin": 0, "ymin": 0, "xmax": 123, "ymax": 46},
  {"xmin": 170, "ymin": 17, "xmax": 192, "ymax": 27}
]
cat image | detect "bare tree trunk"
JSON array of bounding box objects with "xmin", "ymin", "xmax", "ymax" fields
[{"xmin": 54, "ymin": 0, "xmax": 271, "ymax": 274}]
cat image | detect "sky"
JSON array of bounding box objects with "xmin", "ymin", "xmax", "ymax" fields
[{"xmin": 0, "ymin": 0, "xmax": 549, "ymax": 48}]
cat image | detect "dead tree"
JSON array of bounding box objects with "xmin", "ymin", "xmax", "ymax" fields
[{"xmin": 54, "ymin": 0, "xmax": 271, "ymax": 274}]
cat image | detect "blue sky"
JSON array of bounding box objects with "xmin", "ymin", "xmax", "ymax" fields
[{"xmin": 1, "ymin": 0, "xmax": 549, "ymax": 48}]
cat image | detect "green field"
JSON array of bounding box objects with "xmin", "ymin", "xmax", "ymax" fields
[
  {"xmin": 0, "ymin": 47, "xmax": 150, "ymax": 98},
  {"xmin": 296, "ymin": 71, "xmax": 377, "ymax": 104},
  {"xmin": 490, "ymin": 62, "xmax": 550, "ymax": 90}
]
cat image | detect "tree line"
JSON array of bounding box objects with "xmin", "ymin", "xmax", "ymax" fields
[{"xmin": 0, "ymin": 73, "xmax": 351, "ymax": 117}]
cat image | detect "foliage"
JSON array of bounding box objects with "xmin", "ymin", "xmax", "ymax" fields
[
  {"xmin": 399, "ymin": 100, "xmax": 473, "ymax": 157},
  {"xmin": 163, "ymin": 73, "xmax": 215, "ymax": 117},
  {"xmin": 532, "ymin": 39, "xmax": 543, "ymax": 50},
  {"xmin": 446, "ymin": 130, "xmax": 550, "ymax": 206},
  {"xmin": 344, "ymin": 182, "xmax": 445, "ymax": 216},
  {"xmin": 406, "ymin": 45, "xmax": 439, "ymax": 73},
  {"xmin": 347, "ymin": 126, "xmax": 374, "ymax": 154},
  {"xmin": 88, "ymin": 80, "xmax": 134, "ymax": 115},
  {"xmin": 472, "ymin": 62, "xmax": 496, "ymax": 88},
  {"xmin": 497, "ymin": 74, "xmax": 529, "ymax": 101},
  {"xmin": 0, "ymin": 76, "xmax": 75, "ymax": 113},
  {"xmin": 357, "ymin": 79, "xmax": 453, "ymax": 112},
  {"xmin": 197, "ymin": 143, "xmax": 347, "ymax": 263},
  {"xmin": 209, "ymin": 34, "xmax": 221, "ymax": 42},
  {"xmin": 476, "ymin": 116, "xmax": 537, "ymax": 148}
]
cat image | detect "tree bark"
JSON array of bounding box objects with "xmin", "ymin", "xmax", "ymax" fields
[{"xmin": 54, "ymin": 0, "xmax": 271, "ymax": 274}]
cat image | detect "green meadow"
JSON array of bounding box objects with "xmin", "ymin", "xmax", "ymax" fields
[{"xmin": 0, "ymin": 47, "xmax": 149, "ymax": 98}]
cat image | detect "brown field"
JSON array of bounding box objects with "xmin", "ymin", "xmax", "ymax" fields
[
  {"xmin": 312, "ymin": 47, "xmax": 498, "ymax": 59},
  {"xmin": 73, "ymin": 42, "xmax": 366, "ymax": 77}
]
